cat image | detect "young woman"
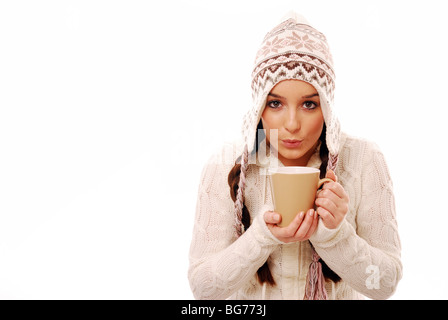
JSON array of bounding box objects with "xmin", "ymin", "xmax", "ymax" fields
[{"xmin": 188, "ymin": 13, "xmax": 402, "ymax": 300}]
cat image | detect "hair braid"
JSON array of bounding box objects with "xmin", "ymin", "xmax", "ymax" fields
[
  {"xmin": 228, "ymin": 122, "xmax": 276, "ymax": 285},
  {"xmin": 316, "ymin": 126, "xmax": 341, "ymax": 283},
  {"xmin": 233, "ymin": 145, "xmax": 248, "ymax": 236}
]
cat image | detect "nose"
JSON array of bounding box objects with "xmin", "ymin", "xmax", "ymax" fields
[{"xmin": 284, "ymin": 108, "xmax": 300, "ymax": 134}]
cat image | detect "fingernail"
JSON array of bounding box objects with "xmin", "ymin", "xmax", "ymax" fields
[
  {"xmin": 299, "ymin": 212, "xmax": 304, "ymax": 218},
  {"xmin": 309, "ymin": 209, "xmax": 314, "ymax": 216},
  {"xmin": 274, "ymin": 213, "xmax": 280, "ymax": 222}
]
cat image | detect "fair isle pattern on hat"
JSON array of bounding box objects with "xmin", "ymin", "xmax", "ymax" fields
[{"xmin": 255, "ymin": 18, "xmax": 334, "ymax": 64}]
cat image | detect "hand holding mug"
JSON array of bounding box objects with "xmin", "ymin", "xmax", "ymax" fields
[
  {"xmin": 268, "ymin": 167, "xmax": 333, "ymax": 227},
  {"xmin": 315, "ymin": 170, "xmax": 350, "ymax": 229},
  {"xmin": 266, "ymin": 166, "xmax": 333, "ymax": 243},
  {"xmin": 264, "ymin": 209, "xmax": 318, "ymax": 243}
]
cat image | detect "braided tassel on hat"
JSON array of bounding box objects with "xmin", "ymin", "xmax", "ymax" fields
[
  {"xmin": 234, "ymin": 144, "xmax": 249, "ymax": 237},
  {"xmin": 303, "ymin": 154, "xmax": 338, "ymax": 300},
  {"xmin": 304, "ymin": 251, "xmax": 328, "ymax": 300}
]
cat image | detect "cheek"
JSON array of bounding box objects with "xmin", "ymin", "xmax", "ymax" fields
[
  {"xmin": 261, "ymin": 109, "xmax": 281, "ymax": 130},
  {"xmin": 305, "ymin": 115, "xmax": 324, "ymax": 138},
  {"xmin": 261, "ymin": 109, "xmax": 279, "ymax": 145}
]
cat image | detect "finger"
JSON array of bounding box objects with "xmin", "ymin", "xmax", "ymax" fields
[
  {"xmin": 326, "ymin": 169, "xmax": 338, "ymax": 182},
  {"xmin": 294, "ymin": 209, "xmax": 315, "ymax": 239},
  {"xmin": 278, "ymin": 211, "xmax": 305, "ymax": 238},
  {"xmin": 316, "ymin": 205, "xmax": 334, "ymax": 220},
  {"xmin": 320, "ymin": 182, "xmax": 346, "ymax": 200},
  {"xmin": 316, "ymin": 206, "xmax": 337, "ymax": 229},
  {"xmin": 294, "ymin": 209, "xmax": 315, "ymax": 241},
  {"xmin": 316, "ymin": 182, "xmax": 348, "ymax": 201},
  {"xmin": 303, "ymin": 209, "xmax": 318, "ymax": 239},
  {"xmin": 264, "ymin": 211, "xmax": 282, "ymax": 225},
  {"xmin": 315, "ymin": 196, "xmax": 338, "ymax": 215},
  {"xmin": 318, "ymin": 188, "xmax": 350, "ymax": 218}
]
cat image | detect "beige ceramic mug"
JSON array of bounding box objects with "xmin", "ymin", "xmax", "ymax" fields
[{"xmin": 268, "ymin": 167, "xmax": 333, "ymax": 227}]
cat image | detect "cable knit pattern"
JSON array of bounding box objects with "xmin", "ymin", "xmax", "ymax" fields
[{"xmin": 188, "ymin": 133, "xmax": 402, "ymax": 300}]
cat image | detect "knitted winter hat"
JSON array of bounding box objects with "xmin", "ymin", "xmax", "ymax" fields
[{"xmin": 234, "ymin": 12, "xmax": 341, "ymax": 300}]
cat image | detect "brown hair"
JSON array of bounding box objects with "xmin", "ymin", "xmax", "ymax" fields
[{"xmin": 227, "ymin": 121, "xmax": 341, "ymax": 285}]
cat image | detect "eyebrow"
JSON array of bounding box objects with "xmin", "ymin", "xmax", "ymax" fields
[
  {"xmin": 268, "ymin": 92, "xmax": 319, "ymax": 99},
  {"xmin": 302, "ymin": 93, "xmax": 319, "ymax": 99}
]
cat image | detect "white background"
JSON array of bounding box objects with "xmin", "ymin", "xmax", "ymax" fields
[{"xmin": 0, "ymin": 0, "xmax": 447, "ymax": 299}]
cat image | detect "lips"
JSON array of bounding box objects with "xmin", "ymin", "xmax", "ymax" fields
[{"xmin": 281, "ymin": 139, "xmax": 303, "ymax": 148}]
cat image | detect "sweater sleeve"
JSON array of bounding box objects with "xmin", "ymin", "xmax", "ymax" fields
[
  {"xmin": 310, "ymin": 142, "xmax": 403, "ymax": 299},
  {"xmin": 188, "ymin": 155, "xmax": 282, "ymax": 300}
]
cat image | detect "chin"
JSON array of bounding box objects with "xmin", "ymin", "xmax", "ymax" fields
[
  {"xmin": 278, "ymin": 144, "xmax": 317, "ymax": 164},
  {"xmin": 279, "ymin": 150, "xmax": 305, "ymax": 161}
]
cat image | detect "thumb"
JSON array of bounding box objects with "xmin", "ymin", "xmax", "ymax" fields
[{"xmin": 326, "ymin": 169, "xmax": 338, "ymax": 182}]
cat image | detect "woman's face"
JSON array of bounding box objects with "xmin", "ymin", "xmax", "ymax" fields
[{"xmin": 261, "ymin": 80, "xmax": 324, "ymax": 166}]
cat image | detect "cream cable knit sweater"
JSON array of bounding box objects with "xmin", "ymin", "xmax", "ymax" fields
[{"xmin": 188, "ymin": 133, "xmax": 402, "ymax": 300}]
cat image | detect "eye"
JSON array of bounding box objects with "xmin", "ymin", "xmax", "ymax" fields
[
  {"xmin": 303, "ymin": 101, "xmax": 318, "ymax": 110},
  {"xmin": 267, "ymin": 100, "xmax": 282, "ymax": 109}
]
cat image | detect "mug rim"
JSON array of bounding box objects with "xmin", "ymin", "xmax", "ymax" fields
[{"xmin": 268, "ymin": 166, "xmax": 320, "ymax": 174}]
